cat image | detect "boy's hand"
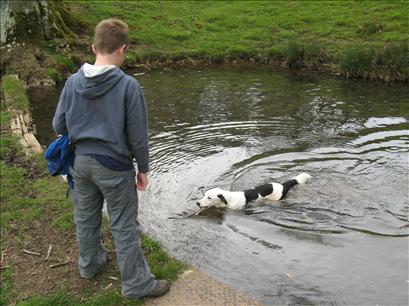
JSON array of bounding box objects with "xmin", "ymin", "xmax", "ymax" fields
[{"xmin": 136, "ymin": 173, "xmax": 148, "ymax": 191}]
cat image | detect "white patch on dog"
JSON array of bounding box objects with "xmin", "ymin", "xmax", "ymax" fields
[{"xmin": 264, "ymin": 183, "xmax": 283, "ymax": 201}]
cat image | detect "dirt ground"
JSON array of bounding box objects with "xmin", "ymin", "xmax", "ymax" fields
[{"xmin": 1, "ymin": 208, "xmax": 123, "ymax": 303}]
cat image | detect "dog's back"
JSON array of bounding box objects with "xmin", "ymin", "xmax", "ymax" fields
[{"xmin": 247, "ymin": 173, "xmax": 312, "ymax": 203}]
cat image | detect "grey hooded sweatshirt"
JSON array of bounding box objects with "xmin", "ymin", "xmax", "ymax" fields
[{"xmin": 53, "ymin": 65, "xmax": 149, "ymax": 173}]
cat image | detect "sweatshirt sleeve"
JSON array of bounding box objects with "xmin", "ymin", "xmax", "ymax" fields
[
  {"xmin": 125, "ymin": 80, "xmax": 150, "ymax": 173},
  {"xmin": 52, "ymin": 85, "xmax": 68, "ymax": 135}
]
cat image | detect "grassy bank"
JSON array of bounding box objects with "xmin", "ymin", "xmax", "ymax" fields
[
  {"xmin": 66, "ymin": 0, "xmax": 409, "ymax": 82},
  {"xmin": 0, "ymin": 77, "xmax": 184, "ymax": 305}
]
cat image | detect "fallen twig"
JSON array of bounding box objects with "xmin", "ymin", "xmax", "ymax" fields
[
  {"xmin": 168, "ymin": 207, "xmax": 206, "ymax": 220},
  {"xmin": 108, "ymin": 276, "xmax": 119, "ymax": 281},
  {"xmin": 0, "ymin": 265, "xmax": 11, "ymax": 270},
  {"xmin": 49, "ymin": 260, "xmax": 72, "ymax": 268},
  {"xmin": 23, "ymin": 249, "xmax": 41, "ymax": 256},
  {"xmin": 45, "ymin": 244, "xmax": 52, "ymax": 260},
  {"xmin": 104, "ymin": 283, "xmax": 113, "ymax": 290}
]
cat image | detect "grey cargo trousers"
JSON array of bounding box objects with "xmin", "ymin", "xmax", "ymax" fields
[{"xmin": 70, "ymin": 155, "xmax": 156, "ymax": 298}]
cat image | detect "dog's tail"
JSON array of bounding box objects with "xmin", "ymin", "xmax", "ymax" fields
[
  {"xmin": 280, "ymin": 173, "xmax": 312, "ymax": 199},
  {"xmin": 293, "ymin": 173, "xmax": 312, "ymax": 185}
]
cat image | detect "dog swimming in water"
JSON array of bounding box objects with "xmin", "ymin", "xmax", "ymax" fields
[{"xmin": 196, "ymin": 173, "xmax": 312, "ymax": 210}]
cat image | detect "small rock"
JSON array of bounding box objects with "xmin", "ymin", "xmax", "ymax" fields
[
  {"xmin": 28, "ymin": 78, "xmax": 41, "ymax": 87},
  {"xmin": 34, "ymin": 49, "xmax": 43, "ymax": 60},
  {"xmin": 42, "ymin": 79, "xmax": 56, "ymax": 87}
]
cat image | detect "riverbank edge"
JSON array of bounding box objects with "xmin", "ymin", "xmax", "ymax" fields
[{"xmin": 1, "ymin": 33, "xmax": 408, "ymax": 91}]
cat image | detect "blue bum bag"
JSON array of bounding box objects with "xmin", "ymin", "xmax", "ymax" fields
[{"xmin": 44, "ymin": 134, "xmax": 75, "ymax": 192}]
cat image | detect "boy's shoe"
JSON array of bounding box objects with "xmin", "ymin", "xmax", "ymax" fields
[{"xmin": 143, "ymin": 280, "xmax": 170, "ymax": 298}]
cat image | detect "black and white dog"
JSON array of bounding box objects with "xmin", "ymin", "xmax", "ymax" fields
[{"xmin": 196, "ymin": 173, "xmax": 312, "ymax": 210}]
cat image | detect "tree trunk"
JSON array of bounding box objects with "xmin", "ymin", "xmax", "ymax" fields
[{"xmin": 0, "ymin": 0, "xmax": 74, "ymax": 45}]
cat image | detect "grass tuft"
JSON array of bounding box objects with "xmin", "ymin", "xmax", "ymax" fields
[
  {"xmin": 284, "ymin": 40, "xmax": 323, "ymax": 69},
  {"xmin": 142, "ymin": 234, "xmax": 185, "ymax": 281},
  {"xmin": 357, "ymin": 21, "xmax": 383, "ymax": 35},
  {"xmin": 17, "ymin": 291, "xmax": 142, "ymax": 306},
  {"xmin": 46, "ymin": 68, "xmax": 62, "ymax": 83},
  {"xmin": 2, "ymin": 76, "xmax": 30, "ymax": 110},
  {"xmin": 17, "ymin": 292, "xmax": 79, "ymax": 306},
  {"xmin": 0, "ymin": 111, "xmax": 22, "ymax": 160},
  {"xmin": 340, "ymin": 42, "xmax": 408, "ymax": 82},
  {"xmin": 0, "ymin": 266, "xmax": 14, "ymax": 305},
  {"xmin": 83, "ymin": 292, "xmax": 142, "ymax": 306},
  {"xmin": 54, "ymin": 54, "xmax": 76, "ymax": 73}
]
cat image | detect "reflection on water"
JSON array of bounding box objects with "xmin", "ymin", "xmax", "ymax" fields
[{"xmin": 29, "ymin": 66, "xmax": 409, "ymax": 305}]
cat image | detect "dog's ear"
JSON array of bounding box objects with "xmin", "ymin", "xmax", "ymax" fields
[{"xmin": 217, "ymin": 194, "xmax": 227, "ymax": 205}]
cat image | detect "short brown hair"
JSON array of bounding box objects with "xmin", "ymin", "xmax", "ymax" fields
[{"xmin": 93, "ymin": 19, "xmax": 129, "ymax": 54}]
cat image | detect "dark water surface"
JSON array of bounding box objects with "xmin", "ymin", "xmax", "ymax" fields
[{"xmin": 29, "ymin": 67, "xmax": 409, "ymax": 305}]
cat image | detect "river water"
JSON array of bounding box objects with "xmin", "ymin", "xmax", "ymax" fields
[{"xmin": 29, "ymin": 66, "xmax": 409, "ymax": 305}]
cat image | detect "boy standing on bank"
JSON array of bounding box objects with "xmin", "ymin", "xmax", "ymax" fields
[{"xmin": 52, "ymin": 19, "xmax": 170, "ymax": 299}]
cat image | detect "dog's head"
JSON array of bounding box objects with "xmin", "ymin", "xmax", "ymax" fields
[{"xmin": 196, "ymin": 188, "xmax": 228, "ymax": 208}]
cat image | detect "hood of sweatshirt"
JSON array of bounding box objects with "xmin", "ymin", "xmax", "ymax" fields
[{"xmin": 74, "ymin": 63, "xmax": 125, "ymax": 99}]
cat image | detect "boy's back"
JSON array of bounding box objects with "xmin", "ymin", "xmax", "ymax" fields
[{"xmin": 53, "ymin": 63, "xmax": 149, "ymax": 172}]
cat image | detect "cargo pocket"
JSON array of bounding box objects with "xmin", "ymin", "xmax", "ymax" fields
[{"xmin": 96, "ymin": 171, "xmax": 136, "ymax": 204}]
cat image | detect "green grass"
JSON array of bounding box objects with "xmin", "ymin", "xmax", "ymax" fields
[
  {"xmin": 0, "ymin": 112, "xmax": 21, "ymax": 159},
  {"xmin": 0, "ymin": 160, "xmax": 48, "ymax": 233},
  {"xmin": 42, "ymin": 45, "xmax": 77, "ymax": 74},
  {"xmin": 17, "ymin": 292, "xmax": 79, "ymax": 306},
  {"xmin": 83, "ymin": 292, "xmax": 142, "ymax": 306},
  {"xmin": 54, "ymin": 54, "xmax": 76, "ymax": 73},
  {"xmin": 142, "ymin": 235, "xmax": 185, "ymax": 281},
  {"xmin": 1, "ymin": 76, "xmax": 30, "ymax": 110},
  {"xmin": 68, "ymin": 1, "xmax": 408, "ymax": 81},
  {"xmin": 0, "ymin": 266, "xmax": 14, "ymax": 305},
  {"xmin": 16, "ymin": 291, "xmax": 142, "ymax": 306},
  {"xmin": 340, "ymin": 42, "xmax": 409, "ymax": 81},
  {"xmin": 46, "ymin": 68, "xmax": 62, "ymax": 83}
]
